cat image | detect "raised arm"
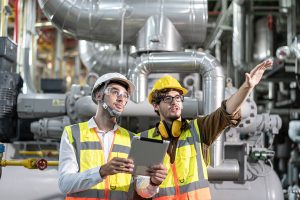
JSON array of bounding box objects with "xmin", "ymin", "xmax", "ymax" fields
[{"xmin": 225, "ymin": 59, "xmax": 273, "ymax": 114}]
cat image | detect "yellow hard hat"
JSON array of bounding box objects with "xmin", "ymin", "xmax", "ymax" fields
[{"xmin": 148, "ymin": 75, "xmax": 188, "ymax": 103}]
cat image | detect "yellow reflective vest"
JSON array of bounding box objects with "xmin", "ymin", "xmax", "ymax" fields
[
  {"xmin": 139, "ymin": 119, "xmax": 211, "ymax": 200},
  {"xmin": 64, "ymin": 121, "xmax": 134, "ymax": 200}
]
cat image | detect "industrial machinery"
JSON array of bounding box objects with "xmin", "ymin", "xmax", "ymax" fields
[{"xmin": 0, "ymin": 0, "xmax": 300, "ymax": 199}]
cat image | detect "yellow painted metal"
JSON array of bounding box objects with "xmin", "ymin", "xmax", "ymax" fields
[{"xmin": 0, "ymin": 158, "xmax": 59, "ymax": 169}]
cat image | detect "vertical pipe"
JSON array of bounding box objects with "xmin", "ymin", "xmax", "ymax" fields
[
  {"xmin": 13, "ymin": 0, "xmax": 18, "ymax": 43},
  {"xmin": 268, "ymin": 82, "xmax": 274, "ymax": 110},
  {"xmin": 287, "ymin": 0, "xmax": 296, "ymax": 46},
  {"xmin": 232, "ymin": 0, "xmax": 245, "ymax": 86},
  {"xmin": 74, "ymin": 55, "xmax": 80, "ymax": 84},
  {"xmin": 54, "ymin": 30, "xmax": 63, "ymax": 78},
  {"xmin": 0, "ymin": 0, "xmax": 8, "ymax": 36},
  {"xmin": 19, "ymin": 0, "xmax": 37, "ymax": 93},
  {"xmin": 222, "ymin": 0, "xmax": 227, "ymax": 12}
]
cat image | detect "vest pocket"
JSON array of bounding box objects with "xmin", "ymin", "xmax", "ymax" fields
[{"xmin": 176, "ymin": 146, "xmax": 197, "ymax": 184}]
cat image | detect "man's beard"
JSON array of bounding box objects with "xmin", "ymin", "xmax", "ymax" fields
[{"xmin": 169, "ymin": 115, "xmax": 180, "ymax": 121}]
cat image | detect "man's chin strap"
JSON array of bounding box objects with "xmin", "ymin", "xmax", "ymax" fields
[{"xmin": 102, "ymin": 102, "xmax": 122, "ymax": 117}]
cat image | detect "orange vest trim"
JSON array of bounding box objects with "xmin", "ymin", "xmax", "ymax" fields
[{"xmin": 152, "ymin": 187, "xmax": 211, "ymax": 200}]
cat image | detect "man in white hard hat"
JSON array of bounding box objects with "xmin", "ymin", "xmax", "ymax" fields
[{"xmin": 58, "ymin": 72, "xmax": 167, "ymax": 200}]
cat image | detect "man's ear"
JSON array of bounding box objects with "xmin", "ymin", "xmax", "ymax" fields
[
  {"xmin": 95, "ymin": 91, "xmax": 103, "ymax": 102},
  {"xmin": 153, "ymin": 103, "xmax": 159, "ymax": 112}
]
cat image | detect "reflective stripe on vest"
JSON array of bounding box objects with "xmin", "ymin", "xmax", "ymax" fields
[
  {"xmin": 64, "ymin": 122, "xmax": 134, "ymax": 200},
  {"xmin": 140, "ymin": 119, "xmax": 211, "ymax": 200}
]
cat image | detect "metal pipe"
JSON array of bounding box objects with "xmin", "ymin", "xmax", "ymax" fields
[
  {"xmin": 207, "ymin": 159, "xmax": 239, "ymax": 181},
  {"xmin": 253, "ymin": 17, "xmax": 274, "ymax": 61},
  {"xmin": 79, "ymin": 40, "xmax": 134, "ymax": 75},
  {"xmin": 204, "ymin": 3, "xmax": 233, "ymax": 50},
  {"xmin": 232, "ymin": 0, "xmax": 245, "ymax": 70},
  {"xmin": 287, "ymin": 0, "xmax": 296, "ymax": 46},
  {"xmin": 18, "ymin": 0, "xmax": 37, "ymax": 93},
  {"xmin": 30, "ymin": 116, "xmax": 70, "ymax": 139},
  {"xmin": 0, "ymin": 159, "xmax": 58, "ymax": 169},
  {"xmin": 75, "ymin": 96, "xmax": 202, "ymax": 118},
  {"xmin": 288, "ymin": 121, "xmax": 300, "ymax": 143},
  {"xmin": 54, "ymin": 30, "xmax": 63, "ymax": 78},
  {"xmin": 136, "ymin": 15, "xmax": 183, "ymax": 53},
  {"xmin": 129, "ymin": 51, "xmax": 225, "ymax": 167},
  {"xmin": 38, "ymin": 0, "xmax": 208, "ymax": 46}
]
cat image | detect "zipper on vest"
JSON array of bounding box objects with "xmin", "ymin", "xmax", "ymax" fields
[{"xmin": 171, "ymin": 163, "xmax": 180, "ymax": 197}]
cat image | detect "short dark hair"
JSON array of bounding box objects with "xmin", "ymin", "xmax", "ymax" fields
[
  {"xmin": 151, "ymin": 88, "xmax": 183, "ymax": 116},
  {"xmin": 151, "ymin": 88, "xmax": 183, "ymax": 104}
]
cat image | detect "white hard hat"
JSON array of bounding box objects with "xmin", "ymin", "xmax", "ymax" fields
[{"xmin": 91, "ymin": 72, "xmax": 135, "ymax": 103}]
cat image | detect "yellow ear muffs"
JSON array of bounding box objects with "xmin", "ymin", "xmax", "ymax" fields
[
  {"xmin": 172, "ymin": 120, "xmax": 182, "ymax": 137},
  {"xmin": 158, "ymin": 120, "xmax": 169, "ymax": 138},
  {"xmin": 158, "ymin": 120, "xmax": 182, "ymax": 138}
]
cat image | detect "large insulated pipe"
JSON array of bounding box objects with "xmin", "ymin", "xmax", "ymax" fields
[
  {"xmin": 232, "ymin": 0, "xmax": 244, "ymax": 69},
  {"xmin": 129, "ymin": 51, "xmax": 226, "ymax": 167},
  {"xmin": 18, "ymin": 0, "xmax": 37, "ymax": 93},
  {"xmin": 232, "ymin": 0, "xmax": 245, "ymax": 86},
  {"xmin": 38, "ymin": 0, "xmax": 207, "ymax": 45},
  {"xmin": 75, "ymin": 96, "xmax": 202, "ymax": 118},
  {"xmin": 79, "ymin": 40, "xmax": 135, "ymax": 75}
]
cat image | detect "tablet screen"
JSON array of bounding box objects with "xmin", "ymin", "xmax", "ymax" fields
[{"xmin": 128, "ymin": 136, "xmax": 169, "ymax": 176}]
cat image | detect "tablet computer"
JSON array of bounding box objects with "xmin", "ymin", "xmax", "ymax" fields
[{"xmin": 128, "ymin": 136, "xmax": 170, "ymax": 176}]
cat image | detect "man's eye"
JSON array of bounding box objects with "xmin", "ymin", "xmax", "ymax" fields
[
  {"xmin": 111, "ymin": 90, "xmax": 119, "ymax": 95},
  {"xmin": 165, "ymin": 96, "xmax": 172, "ymax": 101},
  {"xmin": 175, "ymin": 95, "xmax": 181, "ymax": 100}
]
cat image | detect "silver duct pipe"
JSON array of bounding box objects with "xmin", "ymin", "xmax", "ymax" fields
[
  {"xmin": 129, "ymin": 51, "xmax": 225, "ymax": 167},
  {"xmin": 38, "ymin": 0, "xmax": 207, "ymax": 45},
  {"xmin": 75, "ymin": 96, "xmax": 202, "ymax": 118},
  {"xmin": 207, "ymin": 159, "xmax": 239, "ymax": 180},
  {"xmin": 18, "ymin": 0, "xmax": 37, "ymax": 93},
  {"xmin": 253, "ymin": 18, "xmax": 274, "ymax": 61},
  {"xmin": 232, "ymin": 0, "xmax": 245, "ymax": 71},
  {"xmin": 136, "ymin": 15, "xmax": 183, "ymax": 53},
  {"xmin": 79, "ymin": 40, "xmax": 135, "ymax": 75},
  {"xmin": 54, "ymin": 30, "xmax": 63, "ymax": 78}
]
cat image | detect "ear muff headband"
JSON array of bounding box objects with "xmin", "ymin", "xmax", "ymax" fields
[{"xmin": 158, "ymin": 120, "xmax": 182, "ymax": 138}]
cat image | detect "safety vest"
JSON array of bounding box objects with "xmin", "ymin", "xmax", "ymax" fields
[
  {"xmin": 64, "ymin": 121, "xmax": 134, "ymax": 200},
  {"xmin": 140, "ymin": 119, "xmax": 211, "ymax": 200}
]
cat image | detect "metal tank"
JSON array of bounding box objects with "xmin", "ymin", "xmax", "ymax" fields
[{"xmin": 210, "ymin": 164, "xmax": 284, "ymax": 200}]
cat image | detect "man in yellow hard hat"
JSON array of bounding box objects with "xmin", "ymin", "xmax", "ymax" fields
[
  {"xmin": 58, "ymin": 72, "xmax": 167, "ymax": 200},
  {"xmin": 138, "ymin": 59, "xmax": 273, "ymax": 200}
]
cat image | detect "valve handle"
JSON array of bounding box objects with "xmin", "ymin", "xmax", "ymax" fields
[{"xmin": 36, "ymin": 159, "xmax": 48, "ymax": 170}]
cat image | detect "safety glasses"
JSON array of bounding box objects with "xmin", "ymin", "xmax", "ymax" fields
[{"xmin": 104, "ymin": 87, "xmax": 129, "ymax": 101}]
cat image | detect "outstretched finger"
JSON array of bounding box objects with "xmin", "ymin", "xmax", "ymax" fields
[{"xmin": 250, "ymin": 59, "xmax": 272, "ymax": 75}]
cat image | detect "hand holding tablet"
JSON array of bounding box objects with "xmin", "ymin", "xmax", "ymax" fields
[{"xmin": 128, "ymin": 136, "xmax": 170, "ymax": 176}]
